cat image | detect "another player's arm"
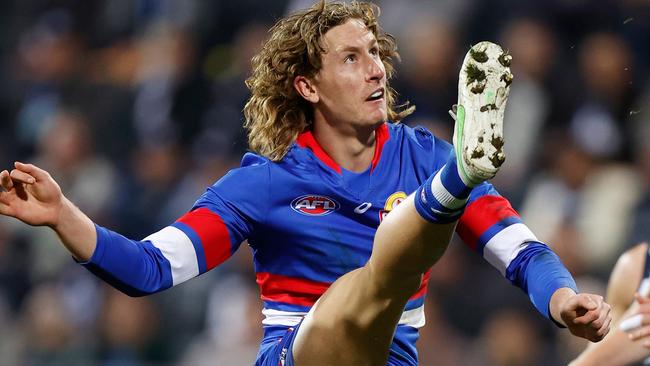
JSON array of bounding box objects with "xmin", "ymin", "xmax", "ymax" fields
[
  {"xmin": 608, "ymin": 244, "xmax": 646, "ymax": 324},
  {"xmin": 570, "ymin": 243, "xmax": 650, "ymax": 366},
  {"xmin": 456, "ymin": 184, "xmax": 610, "ymax": 342}
]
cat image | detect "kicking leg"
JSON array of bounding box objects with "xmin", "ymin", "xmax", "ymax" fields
[{"xmin": 292, "ymin": 42, "xmax": 513, "ymax": 366}]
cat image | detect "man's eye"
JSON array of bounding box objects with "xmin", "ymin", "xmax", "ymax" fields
[
  {"xmin": 370, "ymin": 47, "xmax": 379, "ymax": 56},
  {"xmin": 345, "ymin": 54, "xmax": 356, "ymax": 63}
]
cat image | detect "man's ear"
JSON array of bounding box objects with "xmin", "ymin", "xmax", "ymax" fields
[{"xmin": 294, "ymin": 75, "xmax": 319, "ymax": 103}]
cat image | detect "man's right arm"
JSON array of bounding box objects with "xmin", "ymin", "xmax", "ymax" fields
[
  {"xmin": 0, "ymin": 162, "xmax": 191, "ymax": 296},
  {"xmin": 1, "ymin": 161, "xmax": 260, "ymax": 296}
]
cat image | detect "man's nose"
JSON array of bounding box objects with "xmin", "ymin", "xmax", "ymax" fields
[{"xmin": 367, "ymin": 57, "xmax": 385, "ymax": 82}]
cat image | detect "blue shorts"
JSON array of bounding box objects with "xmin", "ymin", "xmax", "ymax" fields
[
  {"xmin": 254, "ymin": 322, "xmax": 419, "ymax": 366},
  {"xmin": 254, "ymin": 323, "xmax": 302, "ymax": 366}
]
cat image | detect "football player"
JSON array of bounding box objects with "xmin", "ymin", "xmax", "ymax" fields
[{"xmin": 0, "ymin": 2, "xmax": 610, "ymax": 365}]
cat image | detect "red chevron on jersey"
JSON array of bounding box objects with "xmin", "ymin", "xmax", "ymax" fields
[{"xmin": 257, "ymin": 272, "xmax": 331, "ymax": 306}]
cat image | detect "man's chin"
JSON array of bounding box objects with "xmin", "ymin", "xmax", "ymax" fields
[
  {"xmin": 368, "ymin": 117, "xmax": 387, "ymax": 129},
  {"xmin": 374, "ymin": 110, "xmax": 388, "ymax": 123},
  {"xmin": 358, "ymin": 108, "xmax": 387, "ymax": 126}
]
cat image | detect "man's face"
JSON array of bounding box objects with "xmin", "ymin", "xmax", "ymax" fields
[{"xmin": 309, "ymin": 19, "xmax": 387, "ymax": 130}]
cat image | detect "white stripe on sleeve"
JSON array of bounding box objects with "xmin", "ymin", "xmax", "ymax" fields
[
  {"xmin": 143, "ymin": 226, "xmax": 200, "ymax": 286},
  {"xmin": 483, "ymin": 223, "xmax": 538, "ymax": 275}
]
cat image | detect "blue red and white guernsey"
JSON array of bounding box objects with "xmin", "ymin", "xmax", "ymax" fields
[{"xmin": 82, "ymin": 122, "xmax": 577, "ymax": 366}]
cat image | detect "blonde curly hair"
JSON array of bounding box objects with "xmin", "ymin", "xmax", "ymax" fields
[{"xmin": 244, "ymin": 0, "xmax": 414, "ymax": 161}]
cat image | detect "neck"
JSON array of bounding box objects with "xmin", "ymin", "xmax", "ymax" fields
[{"xmin": 312, "ymin": 118, "xmax": 380, "ymax": 173}]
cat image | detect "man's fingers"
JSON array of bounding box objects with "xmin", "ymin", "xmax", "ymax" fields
[
  {"xmin": 579, "ymin": 304, "xmax": 611, "ymax": 342},
  {"xmin": 0, "ymin": 189, "xmax": 16, "ymax": 217},
  {"xmin": 636, "ymin": 292, "xmax": 650, "ymax": 304},
  {"xmin": 14, "ymin": 162, "xmax": 48, "ymax": 181},
  {"xmin": 621, "ymin": 314, "xmax": 644, "ymax": 332},
  {"xmin": 643, "ymin": 339, "xmax": 650, "ymax": 349},
  {"xmin": 580, "ymin": 295, "xmax": 601, "ymax": 311},
  {"xmin": 9, "ymin": 169, "xmax": 35, "ymax": 184},
  {"xmin": 589, "ymin": 301, "xmax": 611, "ymax": 329},
  {"xmin": 641, "ymin": 314, "xmax": 650, "ymax": 327},
  {"xmin": 1, "ymin": 170, "xmax": 13, "ymax": 191},
  {"xmin": 629, "ymin": 325, "xmax": 650, "ymax": 341},
  {"xmin": 571, "ymin": 298, "xmax": 603, "ymax": 325},
  {"xmin": 0, "ymin": 201, "xmax": 15, "ymax": 218},
  {"xmin": 573, "ymin": 311, "xmax": 599, "ymax": 326},
  {"xmin": 624, "ymin": 302, "xmax": 650, "ymax": 330},
  {"xmin": 638, "ymin": 301, "xmax": 650, "ymax": 313},
  {"xmin": 595, "ymin": 313, "xmax": 612, "ymax": 338},
  {"xmin": 567, "ymin": 294, "xmax": 601, "ymax": 313}
]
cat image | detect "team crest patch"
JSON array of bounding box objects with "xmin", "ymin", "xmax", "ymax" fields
[
  {"xmin": 291, "ymin": 195, "xmax": 340, "ymax": 216},
  {"xmin": 379, "ymin": 191, "xmax": 407, "ymax": 221}
]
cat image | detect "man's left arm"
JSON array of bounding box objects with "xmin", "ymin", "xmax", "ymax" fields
[{"xmin": 456, "ymin": 183, "xmax": 611, "ymax": 341}]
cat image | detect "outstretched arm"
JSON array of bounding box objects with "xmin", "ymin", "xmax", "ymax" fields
[
  {"xmin": 456, "ymin": 184, "xmax": 610, "ymax": 342},
  {"xmin": 571, "ymin": 243, "xmax": 650, "ymax": 366},
  {"xmin": 2, "ymin": 160, "xmax": 257, "ymax": 297},
  {"xmin": 0, "ymin": 162, "xmax": 96, "ymax": 260}
]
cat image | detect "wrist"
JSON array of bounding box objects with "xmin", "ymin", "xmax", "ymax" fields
[
  {"xmin": 50, "ymin": 196, "xmax": 72, "ymax": 230},
  {"xmin": 50, "ymin": 197, "xmax": 97, "ymax": 261},
  {"xmin": 550, "ymin": 287, "xmax": 578, "ymax": 326}
]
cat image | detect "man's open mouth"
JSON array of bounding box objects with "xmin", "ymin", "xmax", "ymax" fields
[{"xmin": 366, "ymin": 88, "xmax": 385, "ymax": 101}]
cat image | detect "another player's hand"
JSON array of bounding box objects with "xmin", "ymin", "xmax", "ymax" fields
[
  {"xmin": 0, "ymin": 162, "xmax": 64, "ymax": 227},
  {"xmin": 560, "ymin": 293, "xmax": 612, "ymax": 342},
  {"xmin": 625, "ymin": 293, "xmax": 650, "ymax": 347}
]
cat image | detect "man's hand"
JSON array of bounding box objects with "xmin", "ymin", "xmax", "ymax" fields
[
  {"xmin": 1, "ymin": 161, "xmax": 96, "ymax": 261},
  {"xmin": 0, "ymin": 162, "xmax": 64, "ymax": 227},
  {"xmin": 560, "ymin": 292, "xmax": 612, "ymax": 342},
  {"xmin": 625, "ymin": 293, "xmax": 650, "ymax": 347}
]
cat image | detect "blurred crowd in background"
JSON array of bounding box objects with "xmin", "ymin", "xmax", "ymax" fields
[{"xmin": 0, "ymin": 0, "xmax": 649, "ymax": 365}]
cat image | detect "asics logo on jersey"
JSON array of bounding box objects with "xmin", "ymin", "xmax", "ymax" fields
[
  {"xmin": 354, "ymin": 202, "xmax": 372, "ymax": 214},
  {"xmin": 291, "ymin": 195, "xmax": 340, "ymax": 216}
]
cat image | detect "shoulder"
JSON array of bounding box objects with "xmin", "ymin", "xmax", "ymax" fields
[
  {"xmin": 616, "ymin": 243, "xmax": 647, "ymax": 272},
  {"xmin": 194, "ymin": 152, "xmax": 274, "ymax": 215},
  {"xmin": 613, "ymin": 243, "xmax": 647, "ymax": 282},
  {"xmin": 607, "ymin": 242, "xmax": 647, "ymax": 314},
  {"xmin": 218, "ymin": 152, "xmax": 271, "ymax": 181},
  {"xmin": 204, "ymin": 152, "xmax": 273, "ymax": 196},
  {"xmin": 240, "ymin": 152, "xmax": 271, "ymax": 168}
]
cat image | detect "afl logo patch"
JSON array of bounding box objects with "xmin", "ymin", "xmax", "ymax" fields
[{"xmin": 291, "ymin": 195, "xmax": 340, "ymax": 216}]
